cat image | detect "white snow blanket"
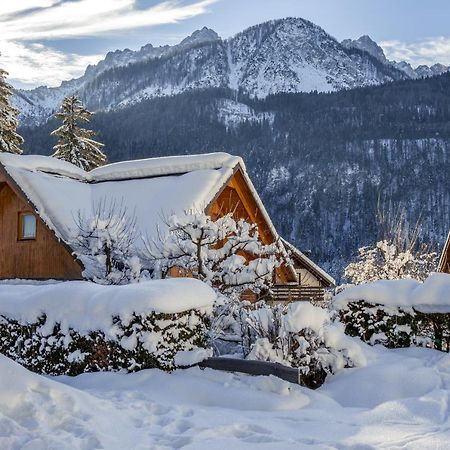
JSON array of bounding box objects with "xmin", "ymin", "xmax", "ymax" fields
[
  {"xmin": 0, "ymin": 279, "xmax": 215, "ymax": 335},
  {"xmin": 334, "ymin": 272, "xmax": 450, "ymax": 312},
  {"xmin": 1, "ymin": 343, "xmax": 450, "ymax": 449}
]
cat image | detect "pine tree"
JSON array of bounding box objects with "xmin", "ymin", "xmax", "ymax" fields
[
  {"xmin": 51, "ymin": 96, "xmax": 106, "ymax": 170},
  {"xmin": 0, "ymin": 67, "xmax": 24, "ymax": 154}
]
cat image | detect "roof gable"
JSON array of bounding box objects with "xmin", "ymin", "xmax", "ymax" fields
[{"xmin": 281, "ymin": 238, "xmax": 335, "ymax": 287}]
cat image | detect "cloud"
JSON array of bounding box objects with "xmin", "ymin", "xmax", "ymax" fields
[
  {"xmin": 1, "ymin": 41, "xmax": 102, "ymax": 88},
  {"xmin": 380, "ymin": 37, "xmax": 450, "ymax": 67},
  {"xmin": 2, "ymin": 0, "xmax": 217, "ymax": 40},
  {"xmin": 0, "ymin": 1, "xmax": 60, "ymax": 19},
  {"xmin": 0, "ymin": 0, "xmax": 217, "ymax": 88}
]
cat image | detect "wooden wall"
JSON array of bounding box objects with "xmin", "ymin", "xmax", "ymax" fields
[{"xmin": 0, "ymin": 176, "xmax": 83, "ymax": 280}]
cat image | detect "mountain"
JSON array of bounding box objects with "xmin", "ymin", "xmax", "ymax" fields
[
  {"xmin": 342, "ymin": 35, "xmax": 450, "ymax": 79},
  {"xmin": 19, "ymin": 73, "xmax": 450, "ymax": 278},
  {"xmin": 14, "ymin": 17, "xmax": 408, "ymax": 126}
]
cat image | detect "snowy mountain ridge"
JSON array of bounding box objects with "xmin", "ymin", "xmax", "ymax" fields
[
  {"xmin": 13, "ymin": 17, "xmax": 448, "ymax": 126},
  {"xmin": 341, "ymin": 35, "xmax": 450, "ymax": 79}
]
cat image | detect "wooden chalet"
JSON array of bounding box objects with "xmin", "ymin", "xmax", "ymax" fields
[
  {"xmin": 0, "ymin": 152, "xmax": 334, "ymax": 302},
  {"xmin": 439, "ymin": 231, "xmax": 450, "ymax": 274}
]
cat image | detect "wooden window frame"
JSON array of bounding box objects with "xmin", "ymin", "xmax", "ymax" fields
[{"xmin": 18, "ymin": 212, "xmax": 37, "ymax": 241}]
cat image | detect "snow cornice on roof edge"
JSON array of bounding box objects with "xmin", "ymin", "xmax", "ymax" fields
[{"xmin": 0, "ymin": 152, "xmax": 243, "ymax": 184}]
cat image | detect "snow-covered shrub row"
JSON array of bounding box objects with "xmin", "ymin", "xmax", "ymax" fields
[
  {"xmin": 336, "ymin": 301, "xmax": 417, "ymax": 348},
  {"xmin": 334, "ymin": 274, "xmax": 450, "ymax": 350},
  {"xmin": 0, "ymin": 279, "xmax": 215, "ymax": 374},
  {"xmin": 212, "ymin": 298, "xmax": 364, "ymax": 389}
]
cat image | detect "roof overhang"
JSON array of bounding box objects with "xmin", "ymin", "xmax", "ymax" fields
[
  {"xmin": 281, "ymin": 238, "xmax": 335, "ymax": 287},
  {"xmin": 438, "ymin": 231, "xmax": 450, "ymax": 272}
]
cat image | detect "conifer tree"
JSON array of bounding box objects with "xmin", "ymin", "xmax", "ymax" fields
[
  {"xmin": 51, "ymin": 95, "xmax": 106, "ymax": 170},
  {"xmin": 0, "ymin": 66, "xmax": 24, "ymax": 154}
]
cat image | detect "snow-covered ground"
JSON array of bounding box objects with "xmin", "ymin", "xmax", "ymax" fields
[{"xmin": 1, "ymin": 341, "xmax": 450, "ymax": 449}]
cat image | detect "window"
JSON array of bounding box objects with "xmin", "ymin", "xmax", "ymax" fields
[{"xmin": 19, "ymin": 213, "xmax": 37, "ymax": 240}]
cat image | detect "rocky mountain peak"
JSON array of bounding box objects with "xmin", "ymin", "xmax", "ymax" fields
[
  {"xmin": 342, "ymin": 35, "xmax": 388, "ymax": 64},
  {"xmin": 180, "ymin": 27, "xmax": 220, "ymax": 47}
]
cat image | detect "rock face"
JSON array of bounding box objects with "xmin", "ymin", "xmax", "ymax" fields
[
  {"xmin": 341, "ymin": 35, "xmax": 389, "ymax": 64},
  {"xmin": 14, "ymin": 18, "xmax": 408, "ymax": 126}
]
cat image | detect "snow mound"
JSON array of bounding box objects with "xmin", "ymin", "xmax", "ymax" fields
[
  {"xmin": 174, "ymin": 348, "xmax": 213, "ymax": 367},
  {"xmin": 0, "ymin": 354, "xmax": 146, "ymax": 449},
  {"xmin": 334, "ymin": 273, "xmax": 450, "ymax": 312},
  {"xmin": 0, "ymin": 279, "xmax": 215, "ymax": 335}
]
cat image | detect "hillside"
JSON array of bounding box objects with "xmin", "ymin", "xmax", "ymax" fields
[{"xmin": 20, "ymin": 73, "xmax": 450, "ymax": 277}]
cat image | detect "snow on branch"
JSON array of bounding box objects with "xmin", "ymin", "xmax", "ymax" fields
[
  {"xmin": 143, "ymin": 210, "xmax": 289, "ymax": 296},
  {"xmin": 0, "ymin": 66, "xmax": 23, "ymax": 154},
  {"xmin": 51, "ymin": 95, "xmax": 106, "ymax": 171},
  {"xmin": 71, "ymin": 198, "xmax": 145, "ymax": 285}
]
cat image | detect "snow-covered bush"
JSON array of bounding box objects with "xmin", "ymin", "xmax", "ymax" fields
[
  {"xmin": 209, "ymin": 294, "xmax": 252, "ymax": 355},
  {"xmin": 246, "ymin": 302, "xmax": 363, "ymax": 388},
  {"xmin": 0, "ymin": 279, "xmax": 215, "ymax": 374},
  {"xmin": 337, "ymin": 301, "xmax": 417, "ymax": 348},
  {"xmin": 334, "ymin": 274, "xmax": 450, "ymax": 350},
  {"xmin": 0, "ymin": 311, "xmax": 209, "ymax": 374},
  {"xmin": 345, "ymin": 202, "xmax": 438, "ymax": 284},
  {"xmin": 145, "ymin": 211, "xmax": 289, "ymax": 296},
  {"xmin": 211, "ymin": 297, "xmax": 364, "ymax": 389},
  {"xmin": 72, "ymin": 200, "xmax": 146, "ymax": 285},
  {"xmin": 345, "ymin": 240, "xmax": 437, "ymax": 284}
]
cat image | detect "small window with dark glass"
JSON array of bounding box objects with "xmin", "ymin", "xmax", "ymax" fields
[{"xmin": 19, "ymin": 213, "xmax": 37, "ymax": 240}]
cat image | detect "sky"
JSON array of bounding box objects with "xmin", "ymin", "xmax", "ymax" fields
[{"xmin": 1, "ymin": 0, "xmax": 450, "ymax": 89}]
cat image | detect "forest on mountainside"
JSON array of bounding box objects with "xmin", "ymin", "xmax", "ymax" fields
[{"xmin": 20, "ymin": 73, "xmax": 450, "ymax": 278}]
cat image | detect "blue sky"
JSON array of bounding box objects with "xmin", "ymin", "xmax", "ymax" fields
[{"xmin": 2, "ymin": 0, "xmax": 450, "ymax": 89}]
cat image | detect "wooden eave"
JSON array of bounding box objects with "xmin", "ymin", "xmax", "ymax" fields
[{"xmin": 439, "ymin": 231, "xmax": 450, "ymax": 273}]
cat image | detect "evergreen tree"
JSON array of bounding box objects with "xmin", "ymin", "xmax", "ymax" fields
[
  {"xmin": 51, "ymin": 96, "xmax": 106, "ymax": 170},
  {"xmin": 0, "ymin": 66, "xmax": 23, "ymax": 154}
]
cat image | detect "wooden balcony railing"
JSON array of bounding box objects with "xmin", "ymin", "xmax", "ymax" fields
[{"xmin": 269, "ymin": 285, "xmax": 325, "ymax": 302}]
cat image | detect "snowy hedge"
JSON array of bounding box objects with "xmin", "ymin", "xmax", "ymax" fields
[
  {"xmin": 0, "ymin": 279, "xmax": 215, "ymax": 375},
  {"xmin": 334, "ymin": 273, "xmax": 450, "ymax": 350}
]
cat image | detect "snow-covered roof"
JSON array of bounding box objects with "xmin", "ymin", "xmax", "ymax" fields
[
  {"xmin": 0, "ymin": 153, "xmax": 280, "ymax": 254},
  {"xmin": 439, "ymin": 231, "xmax": 450, "ymax": 272},
  {"xmin": 281, "ymin": 238, "xmax": 335, "ymax": 287}
]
